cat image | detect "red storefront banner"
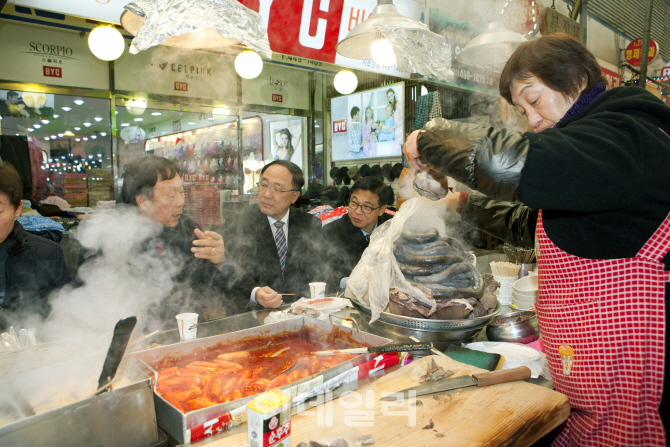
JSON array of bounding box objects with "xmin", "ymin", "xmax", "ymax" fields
[
  {"xmin": 600, "ymin": 67, "xmax": 621, "ymax": 90},
  {"xmin": 624, "ymin": 38, "xmax": 659, "ymax": 66}
]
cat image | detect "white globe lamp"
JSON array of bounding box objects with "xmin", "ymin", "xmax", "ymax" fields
[
  {"xmin": 370, "ymin": 39, "xmax": 396, "ymax": 66},
  {"xmin": 235, "ymin": 51, "xmax": 263, "ymax": 79},
  {"xmin": 334, "ymin": 70, "xmax": 358, "ymax": 95},
  {"xmin": 88, "ymin": 25, "xmax": 125, "ymax": 61},
  {"xmin": 126, "ymin": 99, "xmax": 147, "ymax": 116}
]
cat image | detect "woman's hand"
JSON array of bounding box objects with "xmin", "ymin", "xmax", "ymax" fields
[
  {"xmin": 403, "ymin": 130, "xmax": 423, "ymax": 171},
  {"xmin": 192, "ymin": 229, "xmax": 225, "ymax": 265}
]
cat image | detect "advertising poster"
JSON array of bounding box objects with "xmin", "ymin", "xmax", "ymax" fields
[
  {"xmin": 331, "ymin": 82, "xmax": 404, "ymax": 161},
  {"xmin": 268, "ymin": 119, "xmax": 303, "ymax": 169},
  {"xmin": 0, "ymin": 89, "xmax": 55, "ymax": 119}
]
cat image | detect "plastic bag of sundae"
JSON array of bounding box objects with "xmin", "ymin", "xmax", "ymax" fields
[{"xmin": 344, "ymin": 197, "xmax": 451, "ymax": 323}]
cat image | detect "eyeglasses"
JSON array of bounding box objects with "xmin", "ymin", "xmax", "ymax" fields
[
  {"xmin": 256, "ymin": 182, "xmax": 298, "ymax": 194},
  {"xmin": 347, "ymin": 198, "xmax": 381, "ymax": 214}
]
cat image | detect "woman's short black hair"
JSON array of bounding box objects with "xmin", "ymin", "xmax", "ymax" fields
[
  {"xmin": 350, "ymin": 176, "xmax": 392, "ymax": 206},
  {"xmin": 261, "ymin": 160, "xmax": 305, "ymax": 192},
  {"xmin": 499, "ymin": 33, "xmax": 607, "ymax": 104},
  {"xmin": 121, "ymin": 155, "xmax": 180, "ymax": 206},
  {"xmin": 0, "ymin": 162, "xmax": 23, "ymax": 209},
  {"xmin": 350, "ymin": 106, "xmax": 360, "ymax": 119}
]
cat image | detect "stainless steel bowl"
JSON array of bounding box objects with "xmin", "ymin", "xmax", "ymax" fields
[{"xmin": 486, "ymin": 311, "xmax": 540, "ymax": 343}]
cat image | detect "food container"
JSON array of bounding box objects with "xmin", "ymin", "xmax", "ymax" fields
[
  {"xmin": 247, "ymin": 389, "xmax": 292, "ymax": 447},
  {"xmin": 131, "ymin": 317, "xmax": 392, "ymax": 444},
  {"xmin": 0, "ymin": 351, "xmax": 158, "ymax": 447},
  {"xmin": 486, "ymin": 311, "xmax": 540, "ymax": 343},
  {"xmin": 350, "ymin": 298, "xmax": 501, "ymax": 351}
]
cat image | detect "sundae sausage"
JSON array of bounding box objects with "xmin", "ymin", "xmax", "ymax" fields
[
  {"xmin": 400, "ymin": 228, "xmax": 439, "ymax": 244},
  {"xmin": 400, "ymin": 239, "xmax": 449, "ymax": 251},
  {"xmin": 397, "ymin": 262, "xmax": 449, "ymax": 276},
  {"xmin": 397, "ymin": 243, "xmax": 462, "ymax": 257},
  {"xmin": 439, "ymin": 236, "xmax": 466, "ymax": 252},
  {"xmin": 412, "ymin": 262, "xmax": 471, "ymax": 284},
  {"xmin": 394, "ymin": 247, "xmax": 464, "ymax": 266}
]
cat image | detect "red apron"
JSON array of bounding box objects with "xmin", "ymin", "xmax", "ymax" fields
[{"xmin": 534, "ymin": 210, "xmax": 669, "ymax": 446}]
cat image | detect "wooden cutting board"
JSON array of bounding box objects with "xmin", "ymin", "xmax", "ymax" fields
[{"xmin": 200, "ymin": 355, "xmax": 569, "ymax": 446}]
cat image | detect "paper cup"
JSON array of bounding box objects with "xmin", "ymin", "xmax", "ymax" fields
[
  {"xmin": 309, "ymin": 282, "xmax": 326, "ymax": 300},
  {"xmin": 175, "ymin": 313, "xmax": 198, "ymax": 340},
  {"xmin": 494, "ymin": 275, "xmax": 517, "ymax": 305}
]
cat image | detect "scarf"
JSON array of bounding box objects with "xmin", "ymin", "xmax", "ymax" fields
[{"xmin": 558, "ymin": 82, "xmax": 607, "ymax": 124}]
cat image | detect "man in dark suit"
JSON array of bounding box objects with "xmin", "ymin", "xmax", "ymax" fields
[
  {"xmin": 323, "ymin": 176, "xmax": 393, "ymax": 292},
  {"xmin": 224, "ymin": 160, "xmax": 323, "ymax": 309}
]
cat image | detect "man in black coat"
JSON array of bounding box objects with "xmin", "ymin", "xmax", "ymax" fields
[
  {"xmin": 0, "ymin": 163, "xmax": 70, "ymax": 330},
  {"xmin": 323, "ymin": 176, "xmax": 393, "ymax": 292},
  {"xmin": 224, "ymin": 160, "xmax": 323, "ymax": 309}
]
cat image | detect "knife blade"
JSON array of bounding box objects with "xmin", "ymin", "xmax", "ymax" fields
[{"xmin": 380, "ymin": 366, "xmax": 532, "ymax": 401}]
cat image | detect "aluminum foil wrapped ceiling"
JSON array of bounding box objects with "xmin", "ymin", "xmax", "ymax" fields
[
  {"xmin": 378, "ymin": 23, "xmax": 454, "ymax": 82},
  {"xmin": 121, "ymin": 0, "xmax": 272, "ymax": 58}
]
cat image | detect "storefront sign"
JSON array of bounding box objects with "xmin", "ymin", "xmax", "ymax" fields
[
  {"xmin": 663, "ymin": 62, "xmax": 670, "ymax": 77},
  {"xmin": 114, "ymin": 45, "xmax": 237, "ymax": 101},
  {"xmin": 625, "ymin": 38, "xmax": 659, "ymax": 66},
  {"xmin": 501, "ymin": 0, "xmax": 539, "ymax": 37},
  {"xmin": 0, "ymin": 21, "xmax": 109, "ymax": 89},
  {"xmin": 427, "ymin": 9, "xmax": 501, "ymax": 95},
  {"xmin": 242, "ymin": 64, "xmax": 310, "ymax": 109},
  {"xmin": 539, "ymin": 7, "xmax": 582, "ymax": 42},
  {"xmin": 600, "ymin": 67, "xmax": 621, "ymax": 90}
]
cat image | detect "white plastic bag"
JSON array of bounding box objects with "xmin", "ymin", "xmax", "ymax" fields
[
  {"xmin": 290, "ymin": 297, "xmax": 352, "ymax": 314},
  {"xmin": 344, "ymin": 197, "xmax": 452, "ymax": 323},
  {"xmin": 464, "ymin": 341, "xmax": 551, "ymax": 379}
]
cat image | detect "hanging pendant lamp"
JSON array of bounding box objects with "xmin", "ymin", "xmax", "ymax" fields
[
  {"xmin": 456, "ymin": 22, "xmax": 526, "ymax": 66},
  {"xmin": 120, "ymin": 0, "xmax": 272, "ymax": 58},
  {"xmin": 335, "ymin": 0, "xmax": 453, "ymax": 82}
]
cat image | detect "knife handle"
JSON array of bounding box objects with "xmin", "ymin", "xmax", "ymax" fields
[
  {"xmin": 369, "ymin": 342, "xmax": 433, "ymax": 353},
  {"xmin": 473, "ymin": 366, "xmax": 532, "ymax": 386}
]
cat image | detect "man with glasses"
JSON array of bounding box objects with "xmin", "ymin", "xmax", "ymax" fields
[
  {"xmin": 224, "ymin": 160, "xmax": 323, "ymax": 309},
  {"xmin": 323, "ymin": 176, "xmax": 393, "ymax": 292}
]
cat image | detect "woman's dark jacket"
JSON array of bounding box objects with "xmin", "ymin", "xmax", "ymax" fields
[{"xmin": 2, "ymin": 221, "xmax": 71, "ymax": 329}]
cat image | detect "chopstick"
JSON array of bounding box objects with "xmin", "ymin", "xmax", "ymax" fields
[{"xmin": 305, "ymin": 342, "xmax": 433, "ymax": 356}]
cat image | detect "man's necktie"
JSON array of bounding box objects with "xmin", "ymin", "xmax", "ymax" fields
[{"xmin": 274, "ymin": 221, "xmax": 287, "ymax": 278}]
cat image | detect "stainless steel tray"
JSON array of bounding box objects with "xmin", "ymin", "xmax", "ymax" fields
[
  {"xmin": 351, "ymin": 297, "xmax": 501, "ymax": 331},
  {"xmin": 130, "ymin": 316, "xmax": 392, "ymax": 444}
]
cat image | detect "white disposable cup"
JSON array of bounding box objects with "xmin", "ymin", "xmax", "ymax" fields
[
  {"xmin": 175, "ymin": 313, "xmax": 198, "ymax": 340},
  {"xmin": 494, "ymin": 275, "xmax": 517, "ymax": 305},
  {"xmin": 309, "ymin": 282, "xmax": 327, "ymax": 300}
]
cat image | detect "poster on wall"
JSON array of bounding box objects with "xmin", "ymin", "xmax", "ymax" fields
[
  {"xmin": 330, "ymin": 82, "xmax": 404, "ymax": 162},
  {"xmin": 268, "ymin": 119, "xmax": 303, "ymax": 168},
  {"xmin": 0, "ymin": 89, "xmax": 55, "ymax": 118}
]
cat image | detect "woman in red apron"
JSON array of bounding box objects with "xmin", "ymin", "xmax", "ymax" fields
[{"xmin": 403, "ymin": 33, "xmax": 670, "ymax": 446}]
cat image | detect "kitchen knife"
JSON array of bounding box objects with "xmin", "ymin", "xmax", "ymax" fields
[
  {"xmin": 380, "ymin": 366, "xmax": 532, "ymax": 400},
  {"xmin": 307, "ymin": 342, "xmax": 434, "ymax": 356},
  {"xmin": 96, "ymin": 316, "xmax": 137, "ymax": 395}
]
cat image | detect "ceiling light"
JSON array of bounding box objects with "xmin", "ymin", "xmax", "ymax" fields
[
  {"xmin": 235, "ymin": 50, "xmax": 263, "ymax": 79},
  {"xmin": 88, "ymin": 25, "xmax": 125, "ymax": 61},
  {"xmin": 188, "ymin": 122, "xmax": 196, "ymax": 125},
  {"xmin": 84, "ymin": 122, "xmax": 92, "ymax": 127},
  {"xmin": 334, "ymin": 70, "xmax": 358, "ymax": 95},
  {"xmin": 58, "ymin": 133, "xmax": 63, "ymax": 137},
  {"xmin": 456, "ymin": 22, "xmax": 526, "ymax": 66},
  {"xmin": 33, "ymin": 124, "xmax": 41, "ymax": 129},
  {"xmin": 88, "ymin": 155, "xmax": 93, "ymax": 159},
  {"xmin": 370, "ymin": 39, "xmax": 396, "ymax": 66},
  {"xmin": 41, "ymin": 120, "xmax": 49, "ymax": 124},
  {"xmin": 51, "ymin": 135, "xmax": 57, "ymax": 139},
  {"xmin": 64, "ymin": 131, "xmax": 73, "ymax": 136},
  {"xmin": 76, "ymin": 138, "xmax": 81, "ymax": 141},
  {"xmin": 27, "ymin": 128, "xmax": 34, "ymax": 132},
  {"xmin": 212, "ymin": 107, "xmax": 230, "ymax": 116},
  {"xmin": 134, "ymin": 118, "xmax": 143, "ymax": 121},
  {"xmin": 74, "ymin": 100, "xmax": 85, "ymax": 105},
  {"xmin": 152, "ymin": 112, "xmax": 161, "ymax": 116},
  {"xmin": 100, "ymin": 132, "xmax": 107, "ymax": 136},
  {"xmin": 83, "ymin": 138, "xmax": 88, "ymax": 141},
  {"xmin": 94, "ymin": 117, "xmax": 103, "ymax": 122},
  {"xmin": 61, "ymin": 107, "xmax": 72, "ymax": 111},
  {"xmin": 121, "ymin": 123, "xmax": 130, "ymax": 127},
  {"xmin": 53, "ymin": 114, "xmax": 59, "ymax": 118},
  {"xmin": 74, "ymin": 127, "xmax": 81, "ymax": 131},
  {"xmin": 120, "ymin": 0, "xmax": 271, "ymax": 57},
  {"xmin": 91, "ymin": 135, "xmax": 97, "ymax": 139},
  {"xmin": 45, "ymin": 137, "xmax": 50, "ymax": 141}
]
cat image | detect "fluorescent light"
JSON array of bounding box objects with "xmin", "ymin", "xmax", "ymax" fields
[
  {"xmin": 76, "ymin": 138, "xmax": 81, "ymax": 141},
  {"xmin": 91, "ymin": 135, "xmax": 97, "ymax": 139},
  {"xmin": 27, "ymin": 128, "xmax": 34, "ymax": 132},
  {"xmin": 33, "ymin": 124, "xmax": 41, "ymax": 129},
  {"xmin": 100, "ymin": 132, "xmax": 107, "ymax": 136},
  {"xmin": 53, "ymin": 114, "xmax": 59, "ymax": 118},
  {"xmin": 188, "ymin": 122, "xmax": 196, "ymax": 125},
  {"xmin": 83, "ymin": 137, "xmax": 88, "ymax": 141},
  {"xmin": 83, "ymin": 122, "xmax": 91, "ymax": 127},
  {"xmin": 94, "ymin": 117, "xmax": 103, "ymax": 122},
  {"xmin": 74, "ymin": 127, "xmax": 81, "ymax": 131},
  {"xmin": 45, "ymin": 137, "xmax": 50, "ymax": 140},
  {"xmin": 74, "ymin": 100, "xmax": 84, "ymax": 105},
  {"xmin": 58, "ymin": 133, "xmax": 63, "ymax": 137},
  {"xmin": 61, "ymin": 107, "xmax": 72, "ymax": 111},
  {"xmin": 121, "ymin": 123, "xmax": 130, "ymax": 127},
  {"xmin": 51, "ymin": 135, "xmax": 57, "ymax": 139},
  {"xmin": 41, "ymin": 120, "xmax": 49, "ymax": 124},
  {"xmin": 152, "ymin": 112, "xmax": 161, "ymax": 116},
  {"xmin": 134, "ymin": 118, "xmax": 143, "ymax": 121}
]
